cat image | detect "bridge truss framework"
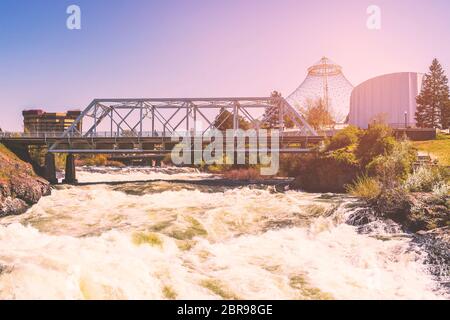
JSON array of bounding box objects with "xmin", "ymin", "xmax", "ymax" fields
[{"xmin": 48, "ymin": 97, "xmax": 318, "ymax": 153}]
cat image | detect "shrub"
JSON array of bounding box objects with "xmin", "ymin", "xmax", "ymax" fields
[
  {"xmin": 355, "ymin": 124, "xmax": 396, "ymax": 167},
  {"xmin": 207, "ymin": 163, "xmax": 232, "ymax": 173},
  {"xmin": 346, "ymin": 175, "xmax": 382, "ymax": 201},
  {"xmin": 279, "ymin": 154, "xmax": 310, "ymax": 177},
  {"xmin": 223, "ymin": 168, "xmax": 267, "ymax": 180},
  {"xmin": 366, "ymin": 140, "xmax": 417, "ymax": 187},
  {"xmin": 292, "ymin": 152, "xmax": 360, "ymax": 193},
  {"xmin": 326, "ymin": 126, "xmax": 362, "ymax": 151},
  {"xmin": 441, "ymin": 166, "xmax": 450, "ymax": 183},
  {"xmin": 371, "ymin": 187, "xmax": 411, "ymax": 218},
  {"xmin": 75, "ymin": 154, "xmax": 125, "ymax": 167},
  {"xmin": 405, "ymin": 166, "xmax": 445, "ymax": 192},
  {"xmin": 328, "ymin": 147, "xmax": 359, "ymax": 165},
  {"xmin": 432, "ymin": 181, "xmax": 450, "ymax": 199},
  {"xmin": 82, "ymin": 154, "xmax": 108, "ymax": 166},
  {"xmin": 291, "ymin": 125, "xmax": 420, "ymax": 195}
]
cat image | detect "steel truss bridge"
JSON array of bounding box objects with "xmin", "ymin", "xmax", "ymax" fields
[
  {"xmin": 1, "ymin": 97, "xmax": 323, "ymax": 154},
  {"xmin": 0, "ymin": 97, "xmax": 324, "ymax": 183}
]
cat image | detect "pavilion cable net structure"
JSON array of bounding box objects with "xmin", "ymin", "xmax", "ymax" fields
[{"xmin": 287, "ymin": 57, "xmax": 354, "ymax": 124}]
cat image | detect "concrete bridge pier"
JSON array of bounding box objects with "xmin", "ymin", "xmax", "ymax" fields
[
  {"xmin": 62, "ymin": 154, "xmax": 78, "ymax": 184},
  {"xmin": 44, "ymin": 153, "xmax": 58, "ymax": 184}
]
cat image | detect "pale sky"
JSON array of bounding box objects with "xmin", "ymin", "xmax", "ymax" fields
[{"xmin": 0, "ymin": 0, "xmax": 449, "ymax": 130}]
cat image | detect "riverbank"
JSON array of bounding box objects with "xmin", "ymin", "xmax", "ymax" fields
[
  {"xmin": 0, "ymin": 144, "xmax": 51, "ymax": 217},
  {"xmin": 289, "ymin": 125, "xmax": 449, "ymax": 233}
]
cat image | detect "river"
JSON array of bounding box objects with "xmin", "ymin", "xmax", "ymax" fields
[{"xmin": 0, "ymin": 167, "xmax": 448, "ymax": 299}]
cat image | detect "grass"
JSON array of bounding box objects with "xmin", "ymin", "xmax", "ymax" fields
[
  {"xmin": 346, "ymin": 175, "xmax": 382, "ymax": 201},
  {"xmin": 0, "ymin": 143, "xmax": 20, "ymax": 161},
  {"xmin": 0, "ymin": 143, "xmax": 35, "ymax": 180},
  {"xmin": 413, "ymin": 134, "xmax": 450, "ymax": 166},
  {"xmin": 200, "ymin": 279, "xmax": 240, "ymax": 300},
  {"xmin": 0, "ymin": 170, "xmax": 11, "ymax": 181},
  {"xmin": 132, "ymin": 232, "xmax": 163, "ymax": 247}
]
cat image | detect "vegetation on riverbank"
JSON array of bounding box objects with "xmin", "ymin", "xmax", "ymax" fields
[
  {"xmin": 198, "ymin": 157, "xmax": 276, "ymax": 181},
  {"xmin": 289, "ymin": 125, "xmax": 449, "ymax": 232},
  {"xmin": 290, "ymin": 125, "xmax": 402, "ymax": 192},
  {"xmin": 28, "ymin": 146, "xmax": 67, "ymax": 170},
  {"xmin": 75, "ymin": 154, "xmax": 125, "ymax": 167},
  {"xmin": 27, "ymin": 147, "xmax": 126, "ymax": 169},
  {"xmin": 413, "ymin": 133, "xmax": 450, "ymax": 166}
]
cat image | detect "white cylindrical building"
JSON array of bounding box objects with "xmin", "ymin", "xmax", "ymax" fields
[{"xmin": 348, "ymin": 72, "xmax": 424, "ymax": 129}]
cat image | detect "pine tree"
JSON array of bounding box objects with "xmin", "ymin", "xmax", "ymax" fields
[
  {"xmin": 442, "ymin": 100, "xmax": 450, "ymax": 129},
  {"xmin": 213, "ymin": 108, "xmax": 250, "ymax": 131},
  {"xmin": 415, "ymin": 59, "xmax": 450, "ymax": 129},
  {"xmin": 262, "ymin": 91, "xmax": 294, "ymax": 129}
]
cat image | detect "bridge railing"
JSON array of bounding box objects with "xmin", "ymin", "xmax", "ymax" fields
[
  {"xmin": 387, "ymin": 123, "xmax": 437, "ymax": 130},
  {"xmin": 0, "ymin": 131, "xmax": 172, "ymax": 139},
  {"xmin": 0, "ymin": 132, "xmax": 70, "ymax": 139},
  {"xmin": 0, "ymin": 130, "xmax": 321, "ymax": 139}
]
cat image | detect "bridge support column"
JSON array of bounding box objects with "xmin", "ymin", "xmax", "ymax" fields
[
  {"xmin": 62, "ymin": 154, "xmax": 78, "ymax": 184},
  {"xmin": 44, "ymin": 153, "xmax": 58, "ymax": 184}
]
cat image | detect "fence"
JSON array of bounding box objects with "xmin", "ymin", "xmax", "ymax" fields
[{"xmin": 0, "ymin": 129, "xmax": 317, "ymax": 139}]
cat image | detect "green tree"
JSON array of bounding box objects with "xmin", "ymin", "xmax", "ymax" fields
[
  {"xmin": 302, "ymin": 98, "xmax": 335, "ymax": 130},
  {"xmin": 213, "ymin": 108, "xmax": 251, "ymax": 131},
  {"xmin": 442, "ymin": 100, "xmax": 450, "ymax": 129},
  {"xmin": 262, "ymin": 91, "xmax": 295, "ymax": 129},
  {"xmin": 415, "ymin": 59, "xmax": 450, "ymax": 129},
  {"xmin": 355, "ymin": 124, "xmax": 396, "ymax": 168},
  {"xmin": 326, "ymin": 125, "xmax": 362, "ymax": 151}
]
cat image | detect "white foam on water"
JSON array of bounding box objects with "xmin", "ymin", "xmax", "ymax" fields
[
  {"xmin": 0, "ymin": 168, "xmax": 447, "ymax": 300},
  {"xmin": 76, "ymin": 166, "xmax": 215, "ymax": 183}
]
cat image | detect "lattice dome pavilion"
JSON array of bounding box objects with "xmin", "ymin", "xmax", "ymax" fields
[{"xmin": 287, "ymin": 57, "xmax": 354, "ymax": 123}]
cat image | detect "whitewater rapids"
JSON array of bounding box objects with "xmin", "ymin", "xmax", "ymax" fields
[{"xmin": 0, "ymin": 167, "xmax": 447, "ymax": 300}]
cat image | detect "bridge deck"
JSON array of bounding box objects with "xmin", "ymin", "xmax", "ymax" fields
[{"xmin": 0, "ymin": 133, "xmax": 325, "ymax": 154}]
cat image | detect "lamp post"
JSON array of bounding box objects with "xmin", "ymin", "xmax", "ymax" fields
[{"xmin": 404, "ymin": 111, "xmax": 408, "ymax": 128}]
